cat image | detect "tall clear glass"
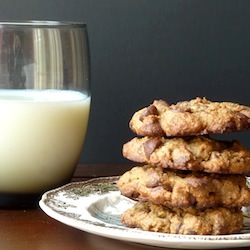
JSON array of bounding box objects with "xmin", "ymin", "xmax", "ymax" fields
[{"xmin": 0, "ymin": 21, "xmax": 91, "ymax": 208}]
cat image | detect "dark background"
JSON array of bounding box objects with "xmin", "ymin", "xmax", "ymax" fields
[{"xmin": 1, "ymin": 0, "xmax": 250, "ymax": 163}]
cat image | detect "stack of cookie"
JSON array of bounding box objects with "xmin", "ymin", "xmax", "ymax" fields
[{"xmin": 117, "ymin": 97, "xmax": 250, "ymax": 235}]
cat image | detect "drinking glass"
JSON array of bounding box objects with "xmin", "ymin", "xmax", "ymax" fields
[{"xmin": 0, "ymin": 21, "xmax": 91, "ymax": 208}]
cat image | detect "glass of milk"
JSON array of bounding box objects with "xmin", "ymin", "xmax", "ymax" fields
[{"xmin": 0, "ymin": 21, "xmax": 91, "ymax": 208}]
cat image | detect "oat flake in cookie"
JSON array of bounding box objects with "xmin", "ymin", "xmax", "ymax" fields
[{"xmin": 129, "ymin": 97, "xmax": 250, "ymax": 137}]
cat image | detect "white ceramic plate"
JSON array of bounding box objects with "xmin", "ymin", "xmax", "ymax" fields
[{"xmin": 39, "ymin": 176, "xmax": 250, "ymax": 249}]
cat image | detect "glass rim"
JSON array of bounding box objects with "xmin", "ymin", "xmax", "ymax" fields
[{"xmin": 0, "ymin": 20, "xmax": 87, "ymax": 28}]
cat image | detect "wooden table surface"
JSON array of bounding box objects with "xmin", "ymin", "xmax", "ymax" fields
[{"xmin": 0, "ymin": 164, "xmax": 249, "ymax": 250}]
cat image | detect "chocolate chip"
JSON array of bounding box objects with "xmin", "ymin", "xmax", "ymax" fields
[
  {"xmin": 139, "ymin": 105, "xmax": 159, "ymax": 121},
  {"xmin": 143, "ymin": 137, "xmax": 162, "ymax": 159}
]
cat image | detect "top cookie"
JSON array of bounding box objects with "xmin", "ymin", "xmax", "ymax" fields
[{"xmin": 129, "ymin": 97, "xmax": 250, "ymax": 137}]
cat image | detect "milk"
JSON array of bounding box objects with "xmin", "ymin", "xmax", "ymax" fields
[{"xmin": 0, "ymin": 90, "xmax": 90, "ymax": 193}]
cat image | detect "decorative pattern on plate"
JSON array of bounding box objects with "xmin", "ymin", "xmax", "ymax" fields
[{"xmin": 39, "ymin": 177, "xmax": 250, "ymax": 249}]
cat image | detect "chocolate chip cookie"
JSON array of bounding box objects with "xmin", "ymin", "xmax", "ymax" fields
[
  {"xmin": 122, "ymin": 136, "xmax": 250, "ymax": 174},
  {"xmin": 117, "ymin": 165, "xmax": 250, "ymax": 209},
  {"xmin": 129, "ymin": 97, "xmax": 250, "ymax": 137},
  {"xmin": 121, "ymin": 201, "xmax": 243, "ymax": 235}
]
